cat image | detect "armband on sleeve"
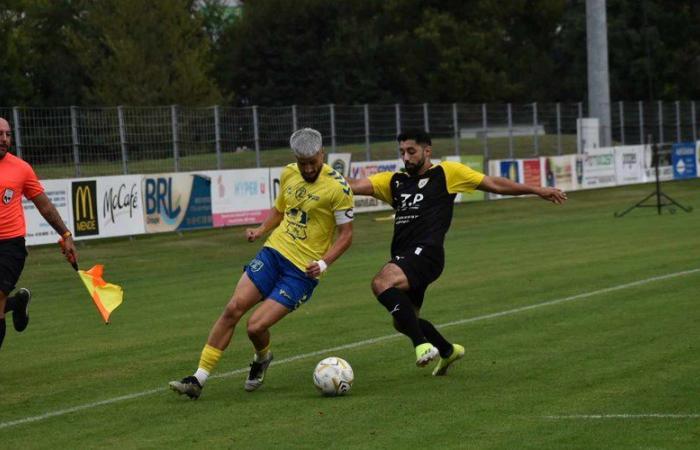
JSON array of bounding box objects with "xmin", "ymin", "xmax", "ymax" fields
[{"xmin": 334, "ymin": 209, "xmax": 354, "ymax": 225}]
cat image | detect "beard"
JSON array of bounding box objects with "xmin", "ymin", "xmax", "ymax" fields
[
  {"xmin": 404, "ymin": 156, "xmax": 425, "ymax": 176},
  {"xmin": 302, "ymin": 170, "xmax": 321, "ymax": 183}
]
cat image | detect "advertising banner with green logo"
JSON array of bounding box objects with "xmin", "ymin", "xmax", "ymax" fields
[{"xmin": 443, "ymin": 155, "xmax": 485, "ymax": 202}]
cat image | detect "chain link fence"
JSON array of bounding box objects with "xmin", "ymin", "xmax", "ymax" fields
[{"xmin": 2, "ymin": 101, "xmax": 698, "ymax": 179}]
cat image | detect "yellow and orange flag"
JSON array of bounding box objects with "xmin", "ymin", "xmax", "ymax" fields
[{"xmin": 77, "ymin": 265, "xmax": 123, "ymax": 324}]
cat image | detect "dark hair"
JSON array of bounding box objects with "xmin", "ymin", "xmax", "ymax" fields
[{"xmin": 397, "ymin": 129, "xmax": 431, "ymax": 146}]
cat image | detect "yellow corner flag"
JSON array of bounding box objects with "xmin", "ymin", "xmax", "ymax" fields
[{"xmin": 78, "ymin": 265, "xmax": 123, "ymax": 324}]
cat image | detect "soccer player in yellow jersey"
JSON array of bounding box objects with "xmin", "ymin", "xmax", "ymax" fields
[
  {"xmin": 349, "ymin": 130, "xmax": 566, "ymax": 375},
  {"xmin": 170, "ymin": 128, "xmax": 354, "ymax": 399}
]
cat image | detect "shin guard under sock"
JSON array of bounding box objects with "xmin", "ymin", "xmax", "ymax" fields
[{"xmin": 377, "ymin": 287, "xmax": 427, "ymax": 347}]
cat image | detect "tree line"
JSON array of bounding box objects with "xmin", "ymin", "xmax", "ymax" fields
[{"xmin": 1, "ymin": 0, "xmax": 698, "ymax": 107}]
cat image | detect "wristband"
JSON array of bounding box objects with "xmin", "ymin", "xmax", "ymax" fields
[
  {"xmin": 62, "ymin": 231, "xmax": 73, "ymax": 239},
  {"xmin": 316, "ymin": 260, "xmax": 328, "ymax": 273}
]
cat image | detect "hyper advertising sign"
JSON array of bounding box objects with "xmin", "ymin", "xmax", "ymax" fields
[{"xmin": 210, "ymin": 168, "xmax": 270, "ymax": 227}]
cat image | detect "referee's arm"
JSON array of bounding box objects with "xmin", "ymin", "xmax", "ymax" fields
[{"xmin": 31, "ymin": 193, "xmax": 78, "ymax": 265}]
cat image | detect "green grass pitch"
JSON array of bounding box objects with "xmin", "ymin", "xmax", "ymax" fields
[{"xmin": 1, "ymin": 179, "xmax": 699, "ymax": 449}]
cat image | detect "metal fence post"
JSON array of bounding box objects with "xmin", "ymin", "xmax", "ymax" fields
[
  {"xmin": 619, "ymin": 101, "xmax": 625, "ymax": 145},
  {"xmin": 329, "ymin": 103, "xmax": 336, "ymax": 152},
  {"xmin": 578, "ymin": 102, "xmax": 583, "ymax": 119},
  {"xmin": 638, "ymin": 101, "xmax": 644, "ymax": 144},
  {"xmin": 423, "ymin": 103, "xmax": 429, "ymax": 132},
  {"xmin": 452, "ymin": 103, "xmax": 459, "ymax": 156},
  {"xmin": 364, "ymin": 104, "xmax": 370, "ymax": 161},
  {"xmin": 117, "ymin": 106, "xmax": 128, "ymax": 174},
  {"xmin": 692, "ymin": 101, "xmax": 697, "ymax": 142},
  {"xmin": 657, "ymin": 100, "xmax": 664, "ymax": 143},
  {"xmin": 556, "ymin": 102, "xmax": 562, "ymax": 155},
  {"xmin": 507, "ymin": 102, "xmax": 513, "ymax": 160},
  {"xmin": 12, "ymin": 107, "xmax": 22, "ymax": 159},
  {"xmin": 482, "ymin": 103, "xmax": 488, "ymax": 159},
  {"xmin": 532, "ymin": 102, "xmax": 539, "ymax": 156},
  {"xmin": 171, "ymin": 105, "xmax": 179, "ymax": 172},
  {"xmin": 395, "ymin": 103, "xmax": 401, "ymax": 157},
  {"xmin": 253, "ymin": 106, "xmax": 260, "ymax": 168},
  {"xmin": 70, "ymin": 106, "xmax": 80, "ymax": 177},
  {"xmin": 214, "ymin": 105, "xmax": 222, "ymax": 170},
  {"xmin": 675, "ymin": 100, "xmax": 681, "ymax": 143},
  {"xmin": 291, "ymin": 104, "xmax": 297, "ymax": 132}
]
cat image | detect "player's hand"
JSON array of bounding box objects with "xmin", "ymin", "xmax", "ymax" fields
[
  {"xmin": 537, "ymin": 187, "xmax": 567, "ymax": 204},
  {"xmin": 58, "ymin": 237, "xmax": 78, "ymax": 270},
  {"xmin": 305, "ymin": 260, "xmax": 328, "ymax": 278},
  {"xmin": 245, "ymin": 227, "xmax": 263, "ymax": 242}
]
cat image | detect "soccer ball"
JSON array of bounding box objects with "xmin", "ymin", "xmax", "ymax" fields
[{"xmin": 313, "ymin": 357, "xmax": 354, "ymax": 396}]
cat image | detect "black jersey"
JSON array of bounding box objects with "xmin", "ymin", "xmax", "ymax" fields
[{"xmin": 368, "ymin": 161, "xmax": 484, "ymax": 254}]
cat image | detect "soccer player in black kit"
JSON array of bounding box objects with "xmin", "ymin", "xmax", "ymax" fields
[{"xmin": 348, "ymin": 130, "xmax": 567, "ymax": 375}]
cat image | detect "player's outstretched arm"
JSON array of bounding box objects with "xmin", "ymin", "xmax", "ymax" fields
[
  {"xmin": 477, "ymin": 176, "xmax": 567, "ymax": 204},
  {"xmin": 347, "ymin": 178, "xmax": 374, "ymax": 196},
  {"xmin": 305, "ymin": 221, "xmax": 353, "ymax": 278},
  {"xmin": 246, "ymin": 207, "xmax": 284, "ymax": 242},
  {"xmin": 31, "ymin": 193, "xmax": 78, "ymax": 265}
]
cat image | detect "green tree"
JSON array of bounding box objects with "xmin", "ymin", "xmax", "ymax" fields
[{"xmin": 69, "ymin": 0, "xmax": 222, "ymax": 105}]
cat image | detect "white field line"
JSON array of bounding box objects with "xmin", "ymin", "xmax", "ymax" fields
[
  {"xmin": 544, "ymin": 414, "xmax": 700, "ymax": 420},
  {"xmin": 1, "ymin": 267, "xmax": 699, "ymax": 431}
]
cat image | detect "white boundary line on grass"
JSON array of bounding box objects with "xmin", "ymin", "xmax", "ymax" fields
[
  {"xmin": 1, "ymin": 267, "xmax": 699, "ymax": 430},
  {"xmin": 544, "ymin": 414, "xmax": 700, "ymax": 420}
]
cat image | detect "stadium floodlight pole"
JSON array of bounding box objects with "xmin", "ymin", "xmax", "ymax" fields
[
  {"xmin": 586, "ymin": 0, "xmax": 612, "ymax": 147},
  {"xmin": 12, "ymin": 107, "xmax": 22, "ymax": 159}
]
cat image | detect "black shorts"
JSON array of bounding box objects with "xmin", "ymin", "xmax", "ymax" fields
[
  {"xmin": 389, "ymin": 245, "xmax": 444, "ymax": 309},
  {"xmin": 0, "ymin": 237, "xmax": 28, "ymax": 296}
]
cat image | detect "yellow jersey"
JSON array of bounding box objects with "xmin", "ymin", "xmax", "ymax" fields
[{"xmin": 265, "ymin": 163, "xmax": 354, "ymax": 271}]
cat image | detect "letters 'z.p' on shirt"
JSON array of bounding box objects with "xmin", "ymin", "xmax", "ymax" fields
[
  {"xmin": 0, "ymin": 153, "xmax": 44, "ymax": 239},
  {"xmin": 265, "ymin": 163, "xmax": 354, "ymax": 272},
  {"xmin": 368, "ymin": 160, "xmax": 484, "ymax": 254}
]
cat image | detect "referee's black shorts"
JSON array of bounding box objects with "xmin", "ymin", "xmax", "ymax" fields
[
  {"xmin": 389, "ymin": 245, "xmax": 444, "ymax": 309},
  {"xmin": 0, "ymin": 237, "xmax": 28, "ymax": 296}
]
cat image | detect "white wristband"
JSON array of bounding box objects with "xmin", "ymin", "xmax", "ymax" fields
[{"xmin": 316, "ymin": 260, "xmax": 328, "ymax": 273}]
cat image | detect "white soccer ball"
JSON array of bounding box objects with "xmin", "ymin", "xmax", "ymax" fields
[{"xmin": 313, "ymin": 357, "xmax": 354, "ymax": 396}]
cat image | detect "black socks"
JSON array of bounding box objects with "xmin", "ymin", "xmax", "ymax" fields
[
  {"xmin": 377, "ymin": 287, "xmax": 427, "ymax": 347},
  {"xmin": 418, "ymin": 318, "xmax": 453, "ymax": 358}
]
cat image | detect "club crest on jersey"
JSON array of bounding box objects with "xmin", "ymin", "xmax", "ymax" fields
[
  {"xmin": 418, "ymin": 178, "xmax": 429, "ymax": 189},
  {"xmin": 2, "ymin": 188, "xmax": 14, "ymax": 204}
]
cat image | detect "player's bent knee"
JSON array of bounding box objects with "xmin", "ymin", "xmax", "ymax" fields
[{"xmin": 246, "ymin": 321, "xmax": 267, "ymax": 339}]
